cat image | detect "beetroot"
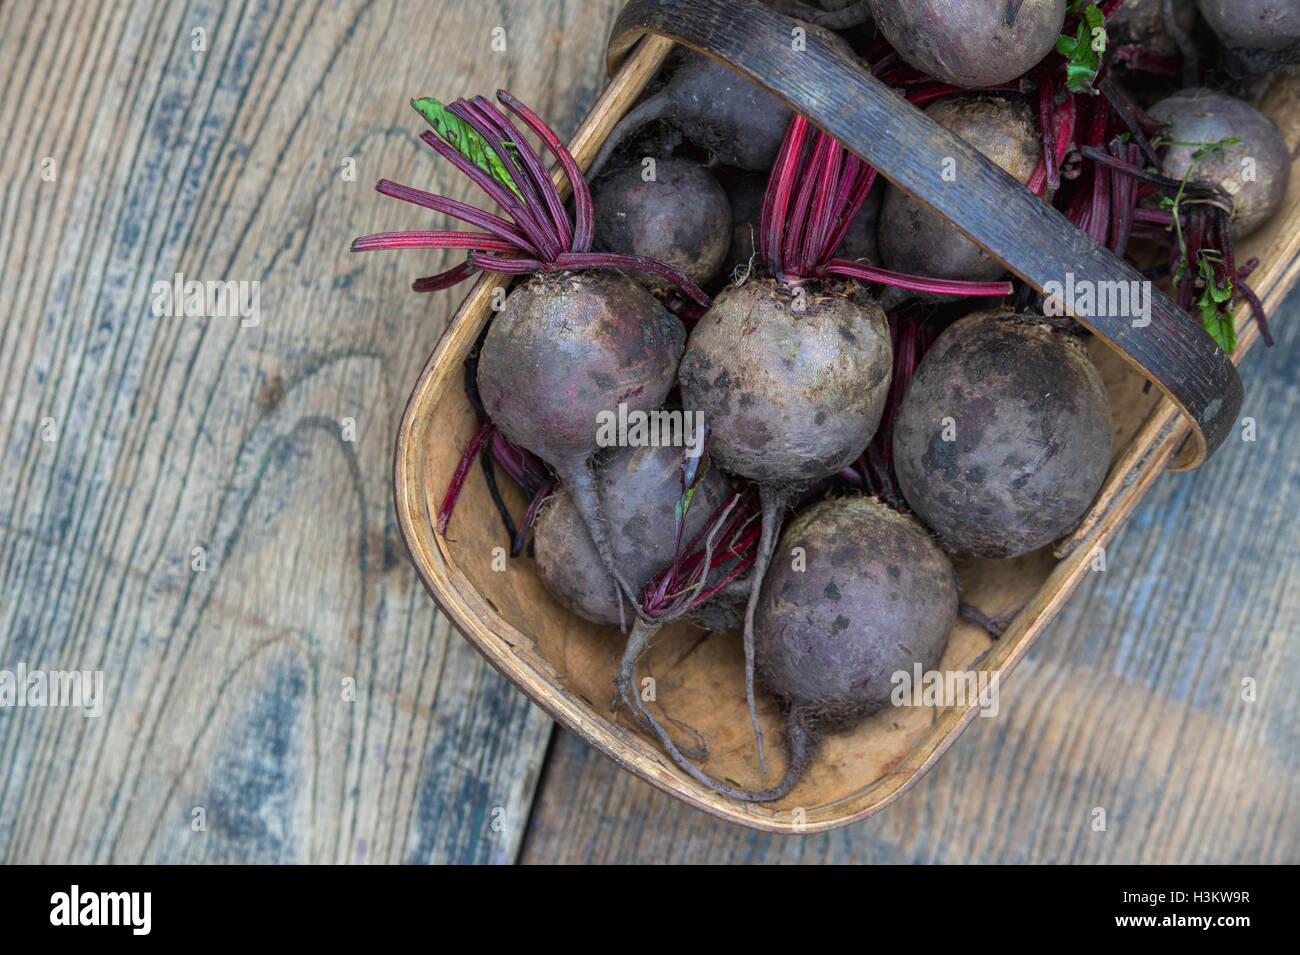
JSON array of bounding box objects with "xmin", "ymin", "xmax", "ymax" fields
[
  {"xmin": 533, "ymin": 445, "xmax": 736, "ymax": 627},
  {"xmin": 353, "ymin": 91, "xmax": 712, "ymax": 616},
  {"xmin": 756, "ymin": 497, "xmax": 956, "ymax": 719},
  {"xmin": 878, "ymin": 94, "xmax": 1044, "ymax": 285},
  {"xmin": 1195, "ymin": 0, "xmax": 1300, "ymax": 52},
  {"xmin": 866, "ymin": 0, "xmax": 1067, "ymax": 87},
  {"xmin": 1149, "ymin": 88, "xmax": 1291, "ymax": 238},
  {"xmin": 1069, "ymin": 85, "xmax": 1280, "ymax": 351},
  {"xmin": 589, "ymin": 51, "xmax": 794, "ymax": 175},
  {"xmin": 751, "ymin": 496, "xmax": 956, "ymax": 792},
  {"xmin": 620, "ymin": 495, "xmax": 957, "ymax": 801},
  {"xmin": 589, "ymin": 24, "xmax": 855, "ymax": 177},
  {"xmin": 533, "ymin": 492, "xmax": 623, "ymax": 626},
  {"xmin": 680, "ymin": 280, "xmax": 892, "ymax": 486},
  {"xmin": 892, "ymin": 311, "xmax": 1112, "ymax": 558},
  {"xmin": 1109, "ymin": 0, "xmax": 1198, "ymax": 58},
  {"xmin": 593, "ymin": 158, "xmax": 731, "ymax": 291},
  {"xmin": 476, "ymin": 270, "xmax": 687, "ymax": 607}
]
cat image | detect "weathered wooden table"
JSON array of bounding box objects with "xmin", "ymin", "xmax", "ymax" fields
[{"xmin": 2, "ymin": 0, "xmax": 1295, "ymax": 864}]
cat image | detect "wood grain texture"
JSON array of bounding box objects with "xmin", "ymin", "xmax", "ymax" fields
[
  {"xmin": 520, "ymin": 290, "xmax": 1300, "ymax": 863},
  {"xmin": 0, "ymin": 0, "xmax": 623, "ymax": 863}
]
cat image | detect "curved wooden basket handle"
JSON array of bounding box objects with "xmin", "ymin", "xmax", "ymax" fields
[{"xmin": 606, "ymin": 0, "xmax": 1242, "ymax": 470}]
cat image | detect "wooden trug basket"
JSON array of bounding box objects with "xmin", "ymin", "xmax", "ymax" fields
[{"xmin": 394, "ymin": 0, "xmax": 1300, "ymax": 832}]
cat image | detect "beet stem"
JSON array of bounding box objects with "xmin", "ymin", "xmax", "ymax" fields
[
  {"xmin": 375, "ymin": 179, "xmax": 536, "ymax": 252},
  {"xmin": 554, "ymin": 251, "xmax": 709, "ymax": 306},
  {"xmin": 480, "ymin": 437, "xmax": 518, "ymax": 545},
  {"xmin": 784, "ymin": 135, "xmax": 834, "ymax": 277},
  {"xmin": 464, "ymin": 251, "xmax": 547, "ymax": 274},
  {"xmin": 497, "ymin": 89, "xmax": 596, "ymax": 254},
  {"xmin": 1089, "ymin": 153, "xmax": 1111, "ymax": 245},
  {"xmin": 644, "ymin": 489, "xmax": 762, "ymax": 621},
  {"xmin": 437, "ymin": 420, "xmax": 495, "ymax": 534},
  {"xmin": 459, "ymin": 96, "xmax": 574, "ymax": 253},
  {"xmin": 1236, "ymin": 278, "xmax": 1274, "ymax": 347},
  {"xmin": 412, "ymin": 262, "xmax": 475, "ymax": 293},
  {"xmin": 488, "ymin": 430, "xmax": 550, "ymax": 495},
  {"xmin": 802, "ymin": 144, "xmax": 844, "ymax": 272},
  {"xmin": 1037, "ymin": 65, "xmax": 1060, "ymax": 192},
  {"xmin": 646, "ymin": 492, "xmax": 741, "ymax": 617},
  {"xmin": 418, "ymin": 129, "xmax": 560, "ymax": 261},
  {"xmin": 760, "ymin": 115, "xmax": 810, "ymax": 279},
  {"xmin": 1109, "ymin": 143, "xmax": 1135, "ymax": 257},
  {"xmin": 1097, "ymin": 74, "xmax": 1163, "ymax": 167},
  {"xmin": 826, "ymin": 259, "xmax": 1014, "ymax": 297},
  {"xmin": 511, "ymin": 478, "xmax": 555, "ymax": 557},
  {"xmin": 1133, "ymin": 207, "xmax": 1175, "ymax": 225},
  {"xmin": 1081, "ymin": 147, "xmax": 1228, "ymax": 204},
  {"xmin": 453, "ymin": 97, "xmax": 557, "ymax": 241},
  {"xmin": 822, "ymin": 161, "xmax": 877, "ymax": 265},
  {"xmin": 350, "ymin": 230, "xmax": 519, "ymax": 253},
  {"xmin": 905, "ymin": 80, "xmax": 1020, "ymax": 109}
]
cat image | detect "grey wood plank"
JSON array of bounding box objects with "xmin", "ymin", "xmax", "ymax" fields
[{"xmin": 0, "ymin": 0, "xmax": 621, "ymax": 864}]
